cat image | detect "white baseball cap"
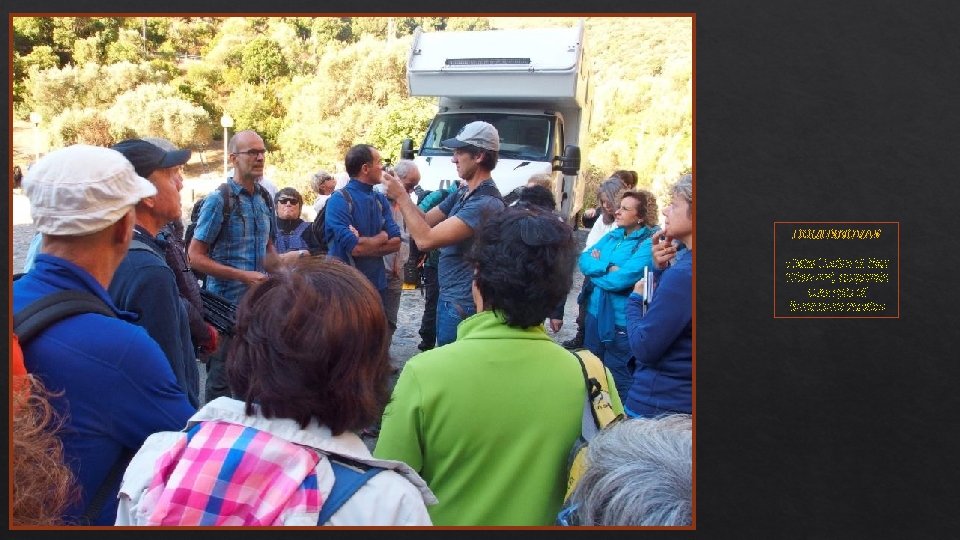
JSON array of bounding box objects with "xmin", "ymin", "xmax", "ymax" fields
[
  {"xmin": 441, "ymin": 121, "xmax": 500, "ymax": 152},
  {"xmin": 24, "ymin": 144, "xmax": 158, "ymax": 236}
]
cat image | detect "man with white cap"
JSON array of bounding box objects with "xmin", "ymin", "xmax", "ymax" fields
[
  {"xmin": 13, "ymin": 145, "xmax": 196, "ymax": 525},
  {"xmin": 381, "ymin": 121, "xmax": 505, "ymax": 346},
  {"xmin": 109, "ymin": 138, "xmax": 201, "ymax": 408}
]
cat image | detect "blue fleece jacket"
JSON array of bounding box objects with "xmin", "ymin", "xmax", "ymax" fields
[
  {"xmin": 325, "ymin": 179, "xmax": 401, "ymax": 291},
  {"xmin": 624, "ymin": 248, "xmax": 692, "ymax": 415},
  {"xmin": 109, "ymin": 226, "xmax": 200, "ymax": 407},
  {"xmin": 13, "ymin": 255, "xmax": 196, "ymax": 525}
]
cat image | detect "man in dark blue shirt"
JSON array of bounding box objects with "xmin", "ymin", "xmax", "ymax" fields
[
  {"xmin": 110, "ymin": 138, "xmax": 200, "ymax": 407},
  {"xmin": 325, "ymin": 144, "xmax": 402, "ymax": 307}
]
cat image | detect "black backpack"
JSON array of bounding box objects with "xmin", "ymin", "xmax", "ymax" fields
[{"xmin": 185, "ymin": 182, "xmax": 274, "ymax": 284}]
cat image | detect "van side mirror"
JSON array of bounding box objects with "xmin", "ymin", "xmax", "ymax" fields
[
  {"xmin": 553, "ymin": 145, "xmax": 580, "ymax": 175},
  {"xmin": 401, "ymin": 138, "xmax": 416, "ymax": 160}
]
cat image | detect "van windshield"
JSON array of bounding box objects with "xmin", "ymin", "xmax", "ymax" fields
[{"xmin": 420, "ymin": 113, "xmax": 554, "ymax": 161}]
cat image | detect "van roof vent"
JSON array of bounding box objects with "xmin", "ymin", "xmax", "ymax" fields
[{"xmin": 445, "ymin": 57, "xmax": 532, "ymax": 66}]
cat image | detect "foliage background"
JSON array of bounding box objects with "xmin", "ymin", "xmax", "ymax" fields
[{"xmin": 13, "ymin": 16, "xmax": 692, "ymax": 209}]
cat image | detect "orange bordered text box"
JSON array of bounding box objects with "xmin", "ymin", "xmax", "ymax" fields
[{"xmin": 773, "ymin": 222, "xmax": 900, "ymax": 318}]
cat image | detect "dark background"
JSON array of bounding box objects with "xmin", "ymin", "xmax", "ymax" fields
[{"xmin": 4, "ymin": 0, "xmax": 960, "ymax": 538}]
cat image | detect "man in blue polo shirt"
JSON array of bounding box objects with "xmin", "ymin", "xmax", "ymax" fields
[
  {"xmin": 381, "ymin": 121, "xmax": 505, "ymax": 345},
  {"xmin": 14, "ymin": 145, "xmax": 195, "ymax": 525},
  {"xmin": 325, "ymin": 143, "xmax": 402, "ymax": 308}
]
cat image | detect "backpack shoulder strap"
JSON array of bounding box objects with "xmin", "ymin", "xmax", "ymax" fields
[
  {"xmin": 218, "ymin": 182, "xmax": 235, "ymax": 217},
  {"xmin": 82, "ymin": 448, "xmax": 135, "ymax": 524},
  {"xmin": 14, "ymin": 290, "xmax": 117, "ymax": 345},
  {"xmin": 339, "ymin": 187, "xmax": 354, "ymax": 214},
  {"xmin": 256, "ymin": 183, "xmax": 275, "ymax": 214},
  {"xmin": 473, "ymin": 182, "xmax": 504, "ymax": 201},
  {"xmin": 208, "ymin": 183, "xmax": 236, "ymax": 250},
  {"xmin": 128, "ymin": 238, "xmax": 165, "ymax": 261},
  {"xmin": 571, "ymin": 349, "xmax": 621, "ymax": 438},
  {"xmin": 317, "ymin": 458, "xmax": 385, "ymax": 525}
]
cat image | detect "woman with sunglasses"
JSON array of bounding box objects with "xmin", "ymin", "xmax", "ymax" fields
[{"xmin": 274, "ymin": 187, "xmax": 322, "ymax": 261}]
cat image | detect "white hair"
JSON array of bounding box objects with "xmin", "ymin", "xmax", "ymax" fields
[
  {"xmin": 393, "ymin": 159, "xmax": 418, "ymax": 180},
  {"xmin": 568, "ymin": 414, "xmax": 692, "ymax": 526},
  {"xmin": 310, "ymin": 170, "xmax": 333, "ymax": 193}
]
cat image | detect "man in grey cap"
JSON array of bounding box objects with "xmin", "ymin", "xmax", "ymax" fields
[
  {"xmin": 13, "ymin": 145, "xmax": 195, "ymax": 525},
  {"xmin": 381, "ymin": 121, "xmax": 505, "ymax": 346},
  {"xmin": 110, "ymin": 138, "xmax": 201, "ymax": 407}
]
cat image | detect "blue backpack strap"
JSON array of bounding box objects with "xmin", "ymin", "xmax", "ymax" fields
[{"xmin": 317, "ymin": 459, "xmax": 385, "ymax": 525}]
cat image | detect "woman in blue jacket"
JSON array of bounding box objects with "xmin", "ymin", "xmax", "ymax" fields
[
  {"xmin": 624, "ymin": 174, "xmax": 693, "ymax": 417},
  {"xmin": 578, "ymin": 190, "xmax": 659, "ymax": 399}
]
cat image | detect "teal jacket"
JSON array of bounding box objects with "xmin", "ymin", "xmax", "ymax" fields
[{"xmin": 578, "ymin": 226, "xmax": 658, "ymax": 327}]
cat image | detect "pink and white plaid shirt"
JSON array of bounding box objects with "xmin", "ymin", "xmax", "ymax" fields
[{"xmin": 139, "ymin": 420, "xmax": 324, "ymax": 526}]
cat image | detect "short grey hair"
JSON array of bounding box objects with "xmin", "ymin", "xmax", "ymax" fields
[
  {"xmin": 672, "ymin": 173, "xmax": 693, "ymax": 206},
  {"xmin": 568, "ymin": 414, "xmax": 692, "ymax": 526},
  {"xmin": 310, "ymin": 170, "xmax": 334, "ymax": 193},
  {"xmin": 392, "ymin": 159, "xmax": 418, "ymax": 180}
]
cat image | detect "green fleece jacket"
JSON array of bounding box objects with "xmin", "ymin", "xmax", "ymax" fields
[{"xmin": 374, "ymin": 310, "xmax": 623, "ymax": 525}]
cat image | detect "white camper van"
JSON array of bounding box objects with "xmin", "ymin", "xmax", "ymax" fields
[{"xmin": 401, "ymin": 22, "xmax": 590, "ymax": 223}]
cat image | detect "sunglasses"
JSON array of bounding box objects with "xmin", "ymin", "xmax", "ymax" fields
[{"xmin": 277, "ymin": 198, "xmax": 300, "ymax": 205}]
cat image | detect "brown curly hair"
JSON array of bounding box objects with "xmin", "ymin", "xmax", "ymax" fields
[
  {"xmin": 621, "ymin": 189, "xmax": 659, "ymax": 227},
  {"xmin": 13, "ymin": 376, "xmax": 80, "ymax": 526}
]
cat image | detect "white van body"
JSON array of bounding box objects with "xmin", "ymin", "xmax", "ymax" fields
[{"xmin": 403, "ymin": 23, "xmax": 590, "ymax": 222}]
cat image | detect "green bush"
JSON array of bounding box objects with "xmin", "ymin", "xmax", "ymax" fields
[{"xmin": 50, "ymin": 108, "xmax": 119, "ymax": 147}]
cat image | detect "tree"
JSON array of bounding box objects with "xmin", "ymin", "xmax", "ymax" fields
[
  {"xmin": 311, "ymin": 17, "xmax": 352, "ymax": 44},
  {"xmin": 239, "ymin": 37, "xmax": 289, "ymax": 85},
  {"xmin": 106, "ymin": 29, "xmax": 144, "ymax": 64},
  {"xmin": 72, "ymin": 36, "xmax": 103, "ymax": 65},
  {"xmin": 22, "ymin": 45, "xmax": 59, "ymax": 72},
  {"xmin": 369, "ymin": 97, "xmax": 436, "ymax": 164}
]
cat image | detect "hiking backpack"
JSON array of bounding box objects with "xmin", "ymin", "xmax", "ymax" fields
[
  {"xmin": 310, "ymin": 188, "xmax": 353, "ymax": 256},
  {"xmin": 557, "ymin": 348, "xmax": 624, "ymax": 525}
]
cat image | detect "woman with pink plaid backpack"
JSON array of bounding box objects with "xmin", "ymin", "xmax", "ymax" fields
[{"xmin": 115, "ymin": 259, "xmax": 435, "ymax": 526}]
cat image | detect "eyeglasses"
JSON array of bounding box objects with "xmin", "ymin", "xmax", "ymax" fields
[
  {"xmin": 233, "ymin": 149, "xmax": 268, "ymax": 158},
  {"xmin": 277, "ymin": 198, "xmax": 300, "ymax": 205}
]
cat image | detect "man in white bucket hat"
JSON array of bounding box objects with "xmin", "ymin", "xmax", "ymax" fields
[{"xmin": 13, "ymin": 144, "xmax": 196, "ymax": 525}]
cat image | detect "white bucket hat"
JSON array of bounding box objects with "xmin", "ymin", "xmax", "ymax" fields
[{"xmin": 23, "ymin": 144, "xmax": 158, "ymax": 236}]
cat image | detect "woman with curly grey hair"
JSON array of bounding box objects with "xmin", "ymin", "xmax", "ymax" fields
[{"xmin": 560, "ymin": 414, "xmax": 692, "ymax": 526}]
